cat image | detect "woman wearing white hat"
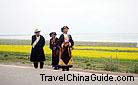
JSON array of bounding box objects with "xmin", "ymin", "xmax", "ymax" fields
[{"xmin": 30, "ymin": 29, "xmax": 46, "ymax": 69}]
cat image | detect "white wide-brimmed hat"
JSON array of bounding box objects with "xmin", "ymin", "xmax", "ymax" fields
[{"xmin": 34, "ymin": 29, "xmax": 41, "ymax": 33}]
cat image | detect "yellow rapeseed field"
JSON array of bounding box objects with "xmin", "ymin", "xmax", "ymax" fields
[
  {"xmin": 75, "ymin": 46, "xmax": 138, "ymax": 51},
  {"xmin": 0, "ymin": 45, "xmax": 138, "ymax": 60}
]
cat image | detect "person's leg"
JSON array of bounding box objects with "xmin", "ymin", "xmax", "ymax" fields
[
  {"xmin": 66, "ymin": 66, "xmax": 69, "ymax": 71},
  {"xmin": 54, "ymin": 57, "xmax": 59, "ymax": 70},
  {"xmin": 53, "ymin": 50, "xmax": 60, "ymax": 70},
  {"xmin": 33, "ymin": 62, "xmax": 38, "ymax": 69},
  {"xmin": 40, "ymin": 61, "xmax": 44, "ymax": 69},
  {"xmin": 52, "ymin": 51, "xmax": 55, "ymax": 68},
  {"xmin": 52, "ymin": 57, "xmax": 54, "ymax": 68}
]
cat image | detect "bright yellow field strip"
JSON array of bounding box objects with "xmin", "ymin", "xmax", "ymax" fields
[
  {"xmin": 73, "ymin": 50, "xmax": 138, "ymax": 60},
  {"xmin": 0, "ymin": 45, "xmax": 51, "ymax": 54},
  {"xmin": 0, "ymin": 45, "xmax": 138, "ymax": 60},
  {"xmin": 75, "ymin": 46, "xmax": 138, "ymax": 51}
]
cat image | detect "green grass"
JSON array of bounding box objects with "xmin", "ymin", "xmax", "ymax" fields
[
  {"xmin": 0, "ymin": 39, "xmax": 138, "ymax": 73},
  {"xmin": 0, "ymin": 51, "xmax": 138, "ymax": 74}
]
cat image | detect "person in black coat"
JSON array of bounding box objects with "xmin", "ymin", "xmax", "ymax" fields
[
  {"xmin": 58, "ymin": 26, "xmax": 74, "ymax": 71},
  {"xmin": 30, "ymin": 29, "xmax": 45, "ymax": 69},
  {"xmin": 49, "ymin": 32, "xmax": 59, "ymax": 70}
]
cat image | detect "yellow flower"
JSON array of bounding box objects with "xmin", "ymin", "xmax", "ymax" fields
[{"xmin": 0, "ymin": 45, "xmax": 138, "ymax": 60}]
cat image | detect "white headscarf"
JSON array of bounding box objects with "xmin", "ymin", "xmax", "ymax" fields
[
  {"xmin": 32, "ymin": 36, "xmax": 40, "ymax": 48},
  {"xmin": 63, "ymin": 34, "xmax": 69, "ymax": 42}
]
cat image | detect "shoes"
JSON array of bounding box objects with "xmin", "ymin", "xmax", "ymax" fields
[{"xmin": 53, "ymin": 66, "xmax": 59, "ymax": 70}]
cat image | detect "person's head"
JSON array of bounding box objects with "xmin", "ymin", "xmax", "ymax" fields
[
  {"xmin": 61, "ymin": 26, "xmax": 69, "ymax": 34},
  {"xmin": 34, "ymin": 29, "xmax": 41, "ymax": 36},
  {"xmin": 49, "ymin": 32, "xmax": 57, "ymax": 38}
]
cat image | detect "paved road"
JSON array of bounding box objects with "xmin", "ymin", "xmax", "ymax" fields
[{"xmin": 0, "ymin": 64, "xmax": 137, "ymax": 85}]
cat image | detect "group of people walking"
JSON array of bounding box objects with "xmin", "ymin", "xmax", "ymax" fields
[{"xmin": 30, "ymin": 26, "xmax": 74, "ymax": 71}]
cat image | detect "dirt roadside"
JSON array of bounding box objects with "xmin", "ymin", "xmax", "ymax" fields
[{"xmin": 0, "ymin": 62, "xmax": 138, "ymax": 77}]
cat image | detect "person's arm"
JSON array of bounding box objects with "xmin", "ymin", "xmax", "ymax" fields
[
  {"xmin": 58, "ymin": 34, "xmax": 64, "ymax": 47},
  {"xmin": 69, "ymin": 35, "xmax": 74, "ymax": 47},
  {"xmin": 31, "ymin": 35, "xmax": 35, "ymax": 45},
  {"xmin": 41, "ymin": 36, "xmax": 45, "ymax": 48},
  {"xmin": 49, "ymin": 39, "xmax": 53, "ymax": 50},
  {"xmin": 38, "ymin": 36, "xmax": 45, "ymax": 48},
  {"xmin": 56, "ymin": 38, "xmax": 60, "ymax": 49}
]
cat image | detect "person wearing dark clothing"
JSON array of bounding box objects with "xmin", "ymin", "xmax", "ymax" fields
[
  {"xmin": 49, "ymin": 32, "xmax": 59, "ymax": 70},
  {"xmin": 58, "ymin": 26, "xmax": 74, "ymax": 71},
  {"xmin": 30, "ymin": 29, "xmax": 45, "ymax": 69}
]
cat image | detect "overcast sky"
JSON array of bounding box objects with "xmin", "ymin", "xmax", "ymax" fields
[{"xmin": 0, "ymin": 0, "xmax": 138, "ymax": 35}]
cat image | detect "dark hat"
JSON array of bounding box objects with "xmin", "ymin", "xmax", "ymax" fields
[
  {"xmin": 49, "ymin": 32, "xmax": 57, "ymax": 37},
  {"xmin": 61, "ymin": 26, "xmax": 69, "ymax": 32}
]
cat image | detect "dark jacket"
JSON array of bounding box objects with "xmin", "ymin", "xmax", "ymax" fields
[
  {"xmin": 30, "ymin": 35, "xmax": 45, "ymax": 62},
  {"xmin": 49, "ymin": 38, "xmax": 59, "ymax": 66},
  {"xmin": 58, "ymin": 34, "xmax": 74, "ymax": 47},
  {"xmin": 50, "ymin": 38, "xmax": 59, "ymax": 50},
  {"xmin": 58, "ymin": 34, "xmax": 74, "ymax": 65}
]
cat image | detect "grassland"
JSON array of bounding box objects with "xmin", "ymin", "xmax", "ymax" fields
[
  {"xmin": 0, "ymin": 39, "xmax": 138, "ymax": 73},
  {"xmin": 0, "ymin": 51, "xmax": 138, "ymax": 73}
]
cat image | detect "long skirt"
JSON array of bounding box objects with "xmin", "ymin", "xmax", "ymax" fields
[
  {"xmin": 59, "ymin": 47, "xmax": 73, "ymax": 65},
  {"xmin": 52, "ymin": 49, "xmax": 59, "ymax": 66}
]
